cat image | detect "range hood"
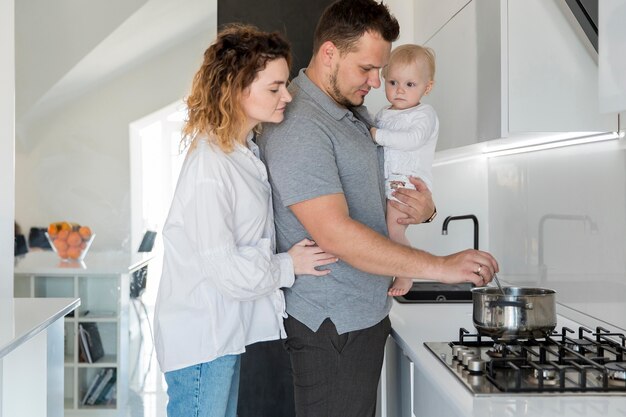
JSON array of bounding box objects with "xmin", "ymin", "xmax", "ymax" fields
[{"xmin": 564, "ymin": 0, "xmax": 598, "ymax": 52}]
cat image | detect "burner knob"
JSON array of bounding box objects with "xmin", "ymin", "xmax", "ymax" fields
[
  {"xmin": 452, "ymin": 346, "xmax": 469, "ymax": 358},
  {"xmin": 461, "ymin": 352, "xmax": 479, "ymax": 367},
  {"xmin": 466, "ymin": 373, "xmax": 483, "ymax": 387},
  {"xmin": 467, "ymin": 358, "xmax": 486, "ymax": 373}
]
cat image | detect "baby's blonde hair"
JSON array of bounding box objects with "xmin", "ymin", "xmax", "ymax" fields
[{"xmin": 382, "ymin": 44, "xmax": 436, "ymax": 81}]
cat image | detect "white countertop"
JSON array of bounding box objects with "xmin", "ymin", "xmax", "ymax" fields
[
  {"xmin": 389, "ymin": 301, "xmax": 626, "ymax": 417},
  {"xmin": 14, "ymin": 250, "xmax": 153, "ymax": 276},
  {"xmin": 0, "ymin": 298, "xmax": 80, "ymax": 358}
]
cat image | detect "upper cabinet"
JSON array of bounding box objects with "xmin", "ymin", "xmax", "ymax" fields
[
  {"xmin": 418, "ymin": 1, "xmax": 502, "ymax": 150},
  {"xmin": 414, "ymin": 0, "xmax": 618, "ymax": 151},
  {"xmin": 507, "ymin": 0, "xmax": 615, "ymax": 133},
  {"xmin": 599, "ymin": 0, "xmax": 626, "ymax": 114},
  {"xmin": 413, "ymin": 0, "xmax": 472, "ymax": 43}
]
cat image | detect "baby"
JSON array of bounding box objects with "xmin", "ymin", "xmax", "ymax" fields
[{"xmin": 370, "ymin": 44, "xmax": 439, "ymax": 296}]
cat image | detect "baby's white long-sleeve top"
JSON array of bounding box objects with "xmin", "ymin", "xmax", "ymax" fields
[{"xmin": 374, "ymin": 103, "xmax": 439, "ymax": 191}]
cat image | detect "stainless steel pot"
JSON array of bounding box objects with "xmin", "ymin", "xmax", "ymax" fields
[{"xmin": 471, "ymin": 287, "xmax": 557, "ymax": 340}]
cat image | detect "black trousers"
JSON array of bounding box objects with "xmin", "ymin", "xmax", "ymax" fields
[
  {"xmin": 238, "ymin": 339, "xmax": 295, "ymax": 417},
  {"xmin": 284, "ymin": 315, "xmax": 391, "ymax": 417}
]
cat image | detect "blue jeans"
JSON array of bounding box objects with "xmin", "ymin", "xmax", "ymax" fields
[{"xmin": 164, "ymin": 355, "xmax": 241, "ymax": 417}]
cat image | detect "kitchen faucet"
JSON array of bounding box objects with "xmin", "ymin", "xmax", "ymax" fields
[
  {"xmin": 537, "ymin": 213, "xmax": 598, "ymax": 283},
  {"xmin": 441, "ymin": 214, "xmax": 479, "ymax": 250}
]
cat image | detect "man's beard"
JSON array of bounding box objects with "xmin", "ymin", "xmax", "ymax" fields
[{"xmin": 328, "ymin": 64, "xmax": 364, "ymax": 108}]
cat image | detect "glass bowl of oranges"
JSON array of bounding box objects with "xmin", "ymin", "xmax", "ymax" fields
[{"xmin": 46, "ymin": 222, "xmax": 95, "ymax": 262}]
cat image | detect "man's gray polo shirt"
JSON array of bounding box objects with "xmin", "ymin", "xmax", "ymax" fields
[{"xmin": 258, "ymin": 69, "xmax": 392, "ymax": 334}]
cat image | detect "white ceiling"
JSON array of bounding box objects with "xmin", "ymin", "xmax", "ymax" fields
[{"xmin": 16, "ymin": 0, "xmax": 217, "ymax": 126}]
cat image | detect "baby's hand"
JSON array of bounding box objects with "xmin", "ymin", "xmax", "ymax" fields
[{"xmin": 369, "ymin": 127, "xmax": 378, "ymax": 143}]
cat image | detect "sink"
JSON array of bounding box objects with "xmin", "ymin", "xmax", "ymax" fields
[{"xmin": 394, "ymin": 282, "xmax": 474, "ymax": 303}]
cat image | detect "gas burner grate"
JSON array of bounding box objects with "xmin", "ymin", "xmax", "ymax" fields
[{"xmin": 425, "ymin": 325, "xmax": 626, "ymax": 395}]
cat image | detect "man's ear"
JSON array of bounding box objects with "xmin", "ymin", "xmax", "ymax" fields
[{"xmin": 319, "ymin": 41, "xmax": 337, "ymax": 67}]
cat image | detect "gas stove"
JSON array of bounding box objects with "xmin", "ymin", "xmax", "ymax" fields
[{"xmin": 424, "ymin": 326, "xmax": 626, "ymax": 396}]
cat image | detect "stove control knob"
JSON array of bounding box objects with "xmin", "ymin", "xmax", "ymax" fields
[
  {"xmin": 467, "ymin": 358, "xmax": 486, "ymax": 373},
  {"xmin": 461, "ymin": 352, "xmax": 479, "ymax": 367},
  {"xmin": 452, "ymin": 346, "xmax": 470, "ymax": 359}
]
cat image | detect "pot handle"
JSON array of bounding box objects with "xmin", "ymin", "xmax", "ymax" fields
[{"xmin": 486, "ymin": 300, "xmax": 534, "ymax": 309}]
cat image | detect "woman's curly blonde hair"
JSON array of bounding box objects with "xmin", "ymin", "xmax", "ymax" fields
[{"xmin": 182, "ymin": 24, "xmax": 291, "ymax": 152}]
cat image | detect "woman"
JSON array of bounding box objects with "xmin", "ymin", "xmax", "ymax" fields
[{"xmin": 153, "ymin": 24, "xmax": 337, "ymax": 417}]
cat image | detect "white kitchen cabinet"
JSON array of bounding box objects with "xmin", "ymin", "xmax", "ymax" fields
[
  {"xmin": 413, "ymin": 0, "xmax": 470, "ymax": 43},
  {"xmin": 417, "ymin": 0, "xmax": 618, "ymax": 150},
  {"xmin": 384, "ymin": 333, "xmax": 467, "ymax": 417},
  {"xmin": 507, "ymin": 0, "xmax": 615, "ymax": 133},
  {"xmin": 412, "ymin": 358, "xmax": 465, "ymax": 417},
  {"xmin": 599, "ymin": 0, "xmax": 626, "ymax": 114},
  {"xmin": 423, "ymin": 0, "xmax": 503, "ymax": 150},
  {"xmin": 383, "ymin": 336, "xmax": 415, "ymax": 417},
  {"xmin": 14, "ymin": 251, "xmax": 151, "ymax": 417}
]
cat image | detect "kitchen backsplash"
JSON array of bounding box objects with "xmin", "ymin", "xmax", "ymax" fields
[{"xmin": 407, "ymin": 136, "xmax": 626, "ymax": 331}]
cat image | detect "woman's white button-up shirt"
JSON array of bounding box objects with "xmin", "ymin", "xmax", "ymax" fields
[{"xmin": 154, "ymin": 135, "xmax": 294, "ymax": 373}]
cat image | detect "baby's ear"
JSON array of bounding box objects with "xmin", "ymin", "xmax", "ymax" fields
[{"xmin": 425, "ymin": 80, "xmax": 435, "ymax": 95}]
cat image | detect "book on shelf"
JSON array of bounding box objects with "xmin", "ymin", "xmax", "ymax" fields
[
  {"xmin": 84, "ymin": 309, "xmax": 117, "ymax": 319},
  {"xmin": 81, "ymin": 368, "xmax": 105, "ymax": 406},
  {"xmin": 98, "ymin": 379, "xmax": 117, "ymax": 406},
  {"xmin": 78, "ymin": 322, "xmax": 104, "ymax": 363},
  {"xmin": 82, "ymin": 368, "xmax": 117, "ymax": 406},
  {"xmin": 88, "ymin": 368, "xmax": 116, "ymax": 405}
]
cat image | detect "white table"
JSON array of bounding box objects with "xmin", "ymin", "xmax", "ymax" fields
[{"xmin": 1, "ymin": 297, "xmax": 80, "ymax": 417}]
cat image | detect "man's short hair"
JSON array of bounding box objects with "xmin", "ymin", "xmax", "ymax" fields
[{"xmin": 313, "ymin": 0, "xmax": 400, "ymax": 55}]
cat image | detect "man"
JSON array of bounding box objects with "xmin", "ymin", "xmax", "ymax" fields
[{"xmin": 259, "ymin": 1, "xmax": 499, "ymax": 415}]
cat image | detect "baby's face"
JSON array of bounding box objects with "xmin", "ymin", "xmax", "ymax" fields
[{"xmin": 384, "ymin": 60, "xmax": 433, "ymax": 110}]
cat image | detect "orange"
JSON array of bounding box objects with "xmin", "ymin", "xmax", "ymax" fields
[
  {"xmin": 78, "ymin": 226, "xmax": 92, "ymax": 240},
  {"xmin": 53, "ymin": 239, "xmax": 68, "ymax": 252},
  {"xmin": 60, "ymin": 222, "xmax": 72, "ymax": 232},
  {"xmin": 67, "ymin": 247, "xmax": 82, "ymax": 260},
  {"xmin": 67, "ymin": 231, "xmax": 82, "ymax": 247},
  {"xmin": 47, "ymin": 223, "xmax": 59, "ymax": 237},
  {"xmin": 57, "ymin": 229, "xmax": 70, "ymax": 240}
]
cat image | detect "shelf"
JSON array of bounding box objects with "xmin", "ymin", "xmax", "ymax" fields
[
  {"xmin": 74, "ymin": 316, "xmax": 118, "ymax": 322},
  {"xmin": 77, "ymin": 354, "xmax": 118, "ymax": 367},
  {"xmin": 77, "ymin": 404, "xmax": 117, "ymax": 411},
  {"xmin": 12, "ymin": 251, "xmax": 149, "ymax": 416}
]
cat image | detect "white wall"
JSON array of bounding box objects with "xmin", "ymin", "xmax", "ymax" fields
[
  {"xmin": 365, "ymin": 0, "xmax": 416, "ymax": 115},
  {"xmin": 15, "ymin": 0, "xmax": 147, "ymax": 117},
  {"xmin": 15, "ymin": 28, "xmax": 216, "ymax": 252},
  {"xmin": 407, "ymin": 136, "xmax": 626, "ymax": 331},
  {"xmin": 406, "ymin": 156, "xmax": 489, "ymax": 256},
  {"xmin": 0, "ymin": 0, "xmax": 15, "ymax": 412},
  {"xmin": 0, "ymin": 0, "xmax": 15, "ymax": 342},
  {"xmin": 487, "ymin": 137, "xmax": 626, "ymax": 330}
]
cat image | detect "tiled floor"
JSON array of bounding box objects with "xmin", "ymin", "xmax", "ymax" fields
[{"xmin": 126, "ymin": 300, "xmax": 167, "ymax": 417}]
